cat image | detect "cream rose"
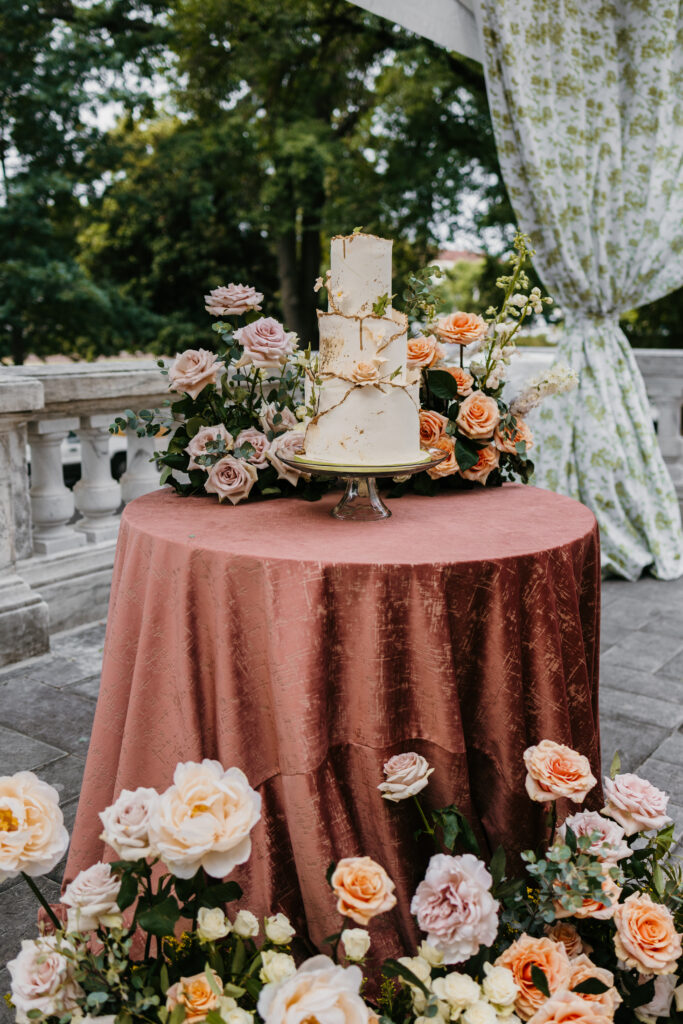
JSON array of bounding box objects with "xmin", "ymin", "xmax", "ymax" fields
[
  {"xmin": 341, "ymin": 929, "xmax": 371, "ymax": 961},
  {"xmin": 494, "ymin": 418, "xmax": 534, "ymax": 455},
  {"xmin": 455, "ymin": 393, "xmax": 501, "ymax": 439},
  {"xmin": 613, "ymin": 893, "xmax": 682, "ymax": 975},
  {"xmin": 222, "ymin": 1008, "xmax": 254, "ymax": 1024},
  {"xmin": 407, "ymin": 335, "xmax": 443, "ymax": 368},
  {"xmin": 232, "ymin": 909, "xmax": 259, "ymax": 938},
  {"xmin": 419, "ymin": 410, "xmax": 449, "ymax": 447},
  {"xmin": 603, "ymin": 773, "xmax": 672, "ymax": 836},
  {"xmin": 166, "ymin": 969, "xmax": 222, "ymax": 1024},
  {"xmin": 635, "ymin": 974, "xmax": 679, "ymax": 1024},
  {"xmin": 543, "ymin": 922, "xmax": 589, "ymax": 960},
  {"xmin": 526, "ymin": 991, "xmax": 607, "ymax": 1024},
  {"xmin": 235, "ymin": 317, "xmax": 297, "ymax": 369},
  {"xmin": 331, "ymin": 856, "xmax": 397, "ymax": 926},
  {"xmin": 418, "ymin": 941, "xmax": 444, "ymax": 967},
  {"xmin": 445, "ymin": 367, "xmax": 474, "ymax": 396},
  {"xmin": 523, "ymin": 740, "xmax": 597, "ymax": 804},
  {"xmin": 378, "ymin": 752, "xmax": 434, "ymax": 802},
  {"xmin": 482, "ymin": 963, "xmax": 519, "ymax": 1011},
  {"xmin": 169, "ymin": 349, "xmax": 224, "ymax": 400},
  {"xmin": 260, "ymin": 402, "xmax": 299, "ymax": 437},
  {"xmin": 460, "ymin": 444, "xmax": 500, "ymax": 485},
  {"xmin": 149, "ymin": 760, "xmax": 261, "ymax": 879},
  {"xmin": 567, "ymin": 954, "xmax": 621, "ymax": 1016},
  {"xmin": 0, "ymin": 771, "xmax": 69, "ymax": 883},
  {"xmin": 235, "ymin": 428, "xmax": 270, "ymax": 470},
  {"xmin": 197, "ymin": 906, "xmax": 231, "ymax": 942},
  {"xmin": 205, "ymin": 456, "xmax": 259, "ymax": 505},
  {"xmin": 427, "ymin": 435, "xmax": 459, "ymax": 480},
  {"xmin": 266, "ymin": 430, "xmax": 307, "ymax": 487},
  {"xmin": 397, "ymin": 956, "xmax": 432, "ymax": 989},
  {"xmin": 99, "ymin": 786, "xmax": 159, "ymax": 861},
  {"xmin": 436, "ymin": 312, "xmax": 488, "ymax": 346},
  {"xmin": 431, "ymin": 973, "xmax": 481, "ymax": 1013},
  {"xmin": 495, "ymin": 935, "xmax": 572, "ymax": 1021},
  {"xmin": 265, "ymin": 913, "xmax": 296, "ymax": 945},
  {"xmin": 8, "ymin": 937, "xmax": 83, "ymax": 1024},
  {"xmin": 60, "ymin": 861, "xmax": 122, "ymax": 932},
  {"xmin": 350, "ymin": 360, "xmax": 384, "ymax": 384},
  {"xmin": 461, "ymin": 1002, "xmax": 497, "ymax": 1024},
  {"xmin": 557, "ymin": 810, "xmax": 631, "ymax": 863},
  {"xmin": 260, "ymin": 951, "xmax": 297, "ymax": 984},
  {"xmin": 258, "ymin": 956, "xmax": 373, "ymax": 1024},
  {"xmin": 205, "ymin": 284, "xmax": 264, "ymax": 316},
  {"xmin": 186, "ymin": 424, "xmax": 234, "ymax": 470}
]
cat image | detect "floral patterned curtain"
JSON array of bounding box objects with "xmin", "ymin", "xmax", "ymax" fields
[{"xmin": 478, "ymin": 0, "xmax": 683, "ymax": 580}]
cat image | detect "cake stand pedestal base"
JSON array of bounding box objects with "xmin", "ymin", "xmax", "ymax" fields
[{"xmin": 331, "ymin": 476, "xmax": 390, "ymax": 521}]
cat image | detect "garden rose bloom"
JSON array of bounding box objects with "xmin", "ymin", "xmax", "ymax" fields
[
  {"xmin": 603, "ymin": 773, "xmax": 672, "ymax": 836},
  {"xmin": 267, "ymin": 430, "xmax": 307, "ymax": 487},
  {"xmin": 494, "ymin": 418, "xmax": 534, "ymax": 454},
  {"xmin": 331, "ymin": 856, "xmax": 397, "ymax": 925},
  {"xmin": 260, "ymin": 952, "xmax": 297, "ymax": 984},
  {"xmin": 407, "ymin": 335, "xmax": 443, "ymax": 368},
  {"xmin": 557, "ymin": 810, "xmax": 631, "ymax": 863},
  {"xmin": 526, "ymin": 990, "xmax": 607, "ymax": 1024},
  {"xmin": 411, "ymin": 853, "xmax": 499, "ymax": 964},
  {"xmin": 482, "ymin": 963, "xmax": 519, "ymax": 1011},
  {"xmin": 445, "ymin": 367, "xmax": 474, "ymax": 396},
  {"xmin": 378, "ymin": 752, "xmax": 434, "ymax": 802},
  {"xmin": 60, "ymin": 861, "xmax": 122, "ymax": 932},
  {"xmin": 232, "ymin": 909, "xmax": 259, "ymax": 938},
  {"xmin": 436, "ymin": 312, "xmax": 488, "ymax": 346},
  {"xmin": 235, "ymin": 317, "xmax": 296, "ymax": 369},
  {"xmin": 265, "ymin": 913, "xmax": 296, "ymax": 945},
  {"xmin": 432, "ymin": 972, "xmax": 480, "ymax": 1012},
  {"xmin": 455, "ymin": 393, "xmax": 500, "ymax": 439},
  {"xmin": 341, "ymin": 929, "xmax": 371, "ymax": 961},
  {"xmin": 427, "ymin": 435, "xmax": 458, "ymax": 479},
  {"xmin": 462, "ymin": 1002, "xmax": 497, "ymax": 1024},
  {"xmin": 495, "ymin": 935, "xmax": 572, "ymax": 1020},
  {"xmin": 543, "ymin": 922, "xmax": 588, "ymax": 959},
  {"xmin": 613, "ymin": 894, "xmax": 682, "ymax": 975},
  {"xmin": 8, "ymin": 937, "xmax": 83, "ymax": 1023},
  {"xmin": 186, "ymin": 424, "xmax": 234, "ymax": 470},
  {"xmin": 169, "ymin": 349, "xmax": 224, "ymax": 399},
  {"xmin": 205, "ymin": 283, "xmax": 264, "ymax": 316},
  {"xmin": 235, "ymin": 427, "xmax": 270, "ymax": 470},
  {"xmin": 166, "ymin": 969, "xmax": 222, "ymax": 1023},
  {"xmin": 0, "ymin": 772, "xmax": 69, "ymax": 883},
  {"xmin": 350, "ymin": 360, "xmax": 383, "ymax": 384},
  {"xmin": 635, "ymin": 974, "xmax": 679, "ymax": 1024},
  {"xmin": 197, "ymin": 907, "xmax": 231, "ymax": 942},
  {"xmin": 260, "ymin": 402, "xmax": 299, "ymax": 436},
  {"xmin": 419, "ymin": 410, "xmax": 449, "ymax": 446},
  {"xmin": 567, "ymin": 955, "xmax": 621, "ymax": 1016},
  {"xmin": 149, "ymin": 760, "xmax": 261, "ymax": 879},
  {"xmin": 523, "ymin": 741, "xmax": 597, "ymax": 804},
  {"xmin": 99, "ymin": 786, "xmax": 159, "ymax": 861},
  {"xmin": 205, "ymin": 456, "xmax": 258, "ymax": 505},
  {"xmin": 258, "ymin": 955, "xmax": 373, "ymax": 1024},
  {"xmin": 460, "ymin": 444, "xmax": 500, "ymax": 485}
]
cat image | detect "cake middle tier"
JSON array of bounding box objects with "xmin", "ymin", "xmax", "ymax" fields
[{"xmin": 318, "ymin": 309, "xmax": 409, "ymax": 380}]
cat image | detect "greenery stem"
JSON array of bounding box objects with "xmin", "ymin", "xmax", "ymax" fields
[
  {"xmin": 413, "ymin": 795, "xmax": 435, "ymax": 836},
  {"xmin": 21, "ymin": 871, "xmax": 61, "ymax": 930}
]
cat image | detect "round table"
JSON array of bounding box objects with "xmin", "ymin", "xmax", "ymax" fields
[{"xmin": 65, "ymin": 485, "xmax": 601, "ymax": 958}]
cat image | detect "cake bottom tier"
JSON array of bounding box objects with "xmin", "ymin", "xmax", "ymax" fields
[{"xmin": 303, "ymin": 379, "xmax": 422, "ymax": 466}]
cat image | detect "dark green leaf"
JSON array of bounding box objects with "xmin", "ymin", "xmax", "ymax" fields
[
  {"xmin": 382, "ymin": 959, "xmax": 430, "ymax": 997},
  {"xmin": 326, "ymin": 862, "xmax": 337, "ymax": 888},
  {"xmin": 490, "ymin": 845, "xmax": 506, "ymax": 887},
  {"xmin": 572, "ymin": 978, "xmax": 609, "ymax": 995},
  {"xmin": 455, "ymin": 438, "xmax": 480, "ymax": 472},
  {"xmin": 200, "ymin": 881, "xmax": 242, "ymax": 907},
  {"xmin": 426, "ymin": 369, "xmax": 459, "ymax": 401},
  {"xmin": 530, "ymin": 966, "xmax": 550, "ymax": 998},
  {"xmin": 138, "ymin": 896, "xmax": 181, "ymax": 937},
  {"xmin": 117, "ymin": 870, "xmax": 138, "ymax": 911}
]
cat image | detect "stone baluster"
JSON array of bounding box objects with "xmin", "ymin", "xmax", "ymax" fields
[
  {"xmin": 74, "ymin": 415, "xmax": 122, "ymax": 542},
  {"xmin": 28, "ymin": 418, "xmax": 86, "ymax": 555},
  {"xmin": 120, "ymin": 431, "xmax": 166, "ymax": 504}
]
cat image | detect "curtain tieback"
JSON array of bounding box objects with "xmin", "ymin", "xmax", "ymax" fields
[{"xmin": 566, "ymin": 310, "xmax": 619, "ymax": 328}]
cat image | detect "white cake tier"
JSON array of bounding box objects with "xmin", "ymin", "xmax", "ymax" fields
[
  {"xmin": 318, "ymin": 308, "xmax": 409, "ymax": 380},
  {"xmin": 303, "ymin": 379, "xmax": 421, "ymax": 466},
  {"xmin": 329, "ymin": 234, "xmax": 392, "ymax": 317}
]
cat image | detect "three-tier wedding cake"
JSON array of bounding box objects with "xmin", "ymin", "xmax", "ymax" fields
[{"xmin": 303, "ymin": 233, "xmax": 423, "ymax": 466}]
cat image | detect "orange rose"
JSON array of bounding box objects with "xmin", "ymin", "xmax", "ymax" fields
[
  {"xmin": 613, "ymin": 893, "xmax": 682, "ymax": 975},
  {"xmin": 455, "ymin": 393, "xmax": 500, "ymax": 439},
  {"xmin": 494, "ymin": 417, "xmax": 534, "ymax": 454},
  {"xmin": 419, "ymin": 410, "xmax": 449, "ymax": 446},
  {"xmin": 407, "ymin": 335, "xmax": 443, "ymax": 368},
  {"xmin": 436, "ymin": 311, "xmax": 488, "ymax": 346},
  {"xmin": 554, "ymin": 870, "xmax": 621, "ymax": 921},
  {"xmin": 460, "ymin": 444, "xmax": 500, "ymax": 485},
  {"xmin": 544, "ymin": 922, "xmax": 589, "ymax": 960},
  {"xmin": 523, "ymin": 740, "xmax": 597, "ymax": 804},
  {"xmin": 526, "ymin": 990, "xmax": 610, "ymax": 1024},
  {"xmin": 331, "ymin": 856, "xmax": 397, "ymax": 926},
  {"xmin": 495, "ymin": 935, "xmax": 572, "ymax": 1021},
  {"xmin": 567, "ymin": 954, "xmax": 622, "ymax": 1016},
  {"xmin": 166, "ymin": 970, "xmax": 221, "ymax": 1024},
  {"xmin": 427, "ymin": 435, "xmax": 458, "ymax": 479},
  {"xmin": 445, "ymin": 367, "xmax": 474, "ymax": 396}
]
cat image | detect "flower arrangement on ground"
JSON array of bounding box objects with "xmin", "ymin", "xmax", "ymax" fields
[{"xmin": 5, "ymin": 738, "xmax": 683, "ymax": 1024}]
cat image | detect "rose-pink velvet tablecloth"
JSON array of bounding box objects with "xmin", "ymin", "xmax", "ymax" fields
[{"xmin": 65, "ymin": 484, "xmax": 601, "ymax": 957}]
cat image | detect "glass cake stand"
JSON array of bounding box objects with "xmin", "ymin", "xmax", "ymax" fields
[{"xmin": 279, "ymin": 450, "xmax": 447, "ymax": 521}]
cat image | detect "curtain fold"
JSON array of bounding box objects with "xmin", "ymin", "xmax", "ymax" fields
[{"xmin": 477, "ymin": 0, "xmax": 683, "ymax": 579}]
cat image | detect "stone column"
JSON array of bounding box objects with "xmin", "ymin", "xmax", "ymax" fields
[
  {"xmin": 29, "ymin": 418, "xmax": 86, "ymax": 555},
  {"xmin": 74, "ymin": 414, "xmax": 122, "ymax": 542}
]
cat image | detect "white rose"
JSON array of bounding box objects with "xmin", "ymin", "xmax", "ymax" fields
[
  {"xmin": 197, "ymin": 906, "xmax": 231, "ymax": 942},
  {"xmin": 431, "ymin": 973, "xmax": 481, "ymax": 1013},
  {"xmin": 258, "ymin": 955, "xmax": 373, "ymax": 1024},
  {"xmin": 260, "ymin": 951, "xmax": 297, "ymax": 985},
  {"xmin": 462, "ymin": 1001, "xmax": 497, "ymax": 1024},
  {"xmin": 232, "ymin": 909, "xmax": 259, "ymax": 938},
  {"xmin": 398, "ymin": 956, "xmax": 432, "ymax": 987},
  {"xmin": 60, "ymin": 862, "xmax": 122, "ymax": 932},
  {"xmin": 265, "ymin": 913, "xmax": 295, "ymax": 945},
  {"xmin": 0, "ymin": 772, "xmax": 69, "ymax": 882},
  {"xmin": 341, "ymin": 929, "xmax": 371, "ymax": 962},
  {"xmin": 418, "ymin": 942, "xmax": 444, "ymax": 967},
  {"xmin": 481, "ymin": 964, "xmax": 518, "ymax": 1011},
  {"xmin": 8, "ymin": 938, "xmax": 83, "ymax": 1023},
  {"xmin": 222, "ymin": 1008, "xmax": 254, "ymax": 1024},
  {"xmin": 149, "ymin": 761, "xmax": 261, "ymax": 879},
  {"xmin": 99, "ymin": 787, "xmax": 159, "ymax": 861},
  {"xmin": 378, "ymin": 752, "xmax": 434, "ymax": 803}
]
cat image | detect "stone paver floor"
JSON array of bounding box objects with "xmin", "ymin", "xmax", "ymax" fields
[{"xmin": 0, "ymin": 575, "xmax": 682, "ymax": 1016}]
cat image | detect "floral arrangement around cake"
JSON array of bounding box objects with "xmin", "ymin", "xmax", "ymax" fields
[
  {"xmin": 112, "ymin": 234, "xmax": 576, "ymax": 505},
  {"xmin": 4, "ymin": 743, "xmax": 683, "ymax": 1024}
]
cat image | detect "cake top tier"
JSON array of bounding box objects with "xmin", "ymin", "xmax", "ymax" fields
[{"xmin": 329, "ymin": 233, "xmax": 392, "ymax": 318}]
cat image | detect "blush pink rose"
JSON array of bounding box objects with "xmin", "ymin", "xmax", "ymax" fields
[
  {"xmin": 60, "ymin": 861, "xmax": 122, "ymax": 932},
  {"xmin": 169, "ymin": 349, "xmax": 224, "ymax": 400},
  {"xmin": 557, "ymin": 810, "xmax": 631, "ymax": 863},
  {"xmin": 260, "ymin": 402, "xmax": 299, "ymax": 437},
  {"xmin": 602, "ymin": 773, "xmax": 672, "ymax": 836},
  {"xmin": 185, "ymin": 424, "xmax": 234, "ymax": 470},
  {"xmin": 235, "ymin": 317, "xmax": 296, "ymax": 369},
  {"xmin": 460, "ymin": 444, "xmax": 500, "ymax": 485},
  {"xmin": 378, "ymin": 753, "xmax": 434, "ymax": 802},
  {"xmin": 436, "ymin": 312, "xmax": 488, "ymax": 346},
  {"xmin": 235, "ymin": 428, "xmax": 270, "ymax": 470},
  {"xmin": 205, "ymin": 456, "xmax": 258, "ymax": 505},
  {"xmin": 523, "ymin": 740, "xmax": 597, "ymax": 804},
  {"xmin": 411, "ymin": 853, "xmax": 499, "ymax": 964},
  {"xmin": 455, "ymin": 393, "xmax": 500, "ymax": 439},
  {"xmin": 635, "ymin": 973, "xmax": 679, "ymax": 1023},
  {"xmin": 8, "ymin": 937, "xmax": 83, "ymax": 1021},
  {"xmin": 613, "ymin": 894, "xmax": 682, "ymax": 975},
  {"xmin": 204, "ymin": 283, "xmax": 264, "ymax": 316},
  {"xmin": 267, "ymin": 430, "xmax": 307, "ymax": 487}
]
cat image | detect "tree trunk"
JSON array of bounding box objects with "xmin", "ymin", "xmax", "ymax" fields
[
  {"xmin": 10, "ymin": 325, "xmax": 25, "ymax": 365},
  {"xmin": 299, "ymin": 201, "xmax": 322, "ymax": 349},
  {"xmin": 276, "ymin": 227, "xmax": 302, "ymax": 337}
]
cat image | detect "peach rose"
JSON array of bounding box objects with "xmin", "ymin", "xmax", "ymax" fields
[
  {"xmin": 613, "ymin": 894, "xmax": 682, "ymax": 975},
  {"xmin": 436, "ymin": 312, "xmax": 488, "ymax": 346},
  {"xmin": 419, "ymin": 409, "xmax": 449, "ymax": 446},
  {"xmin": 427, "ymin": 435, "xmax": 458, "ymax": 479},
  {"xmin": 445, "ymin": 367, "xmax": 474, "ymax": 396},
  {"xmin": 350, "ymin": 360, "xmax": 383, "ymax": 385},
  {"xmin": 602, "ymin": 773, "xmax": 672, "ymax": 836},
  {"xmin": 544, "ymin": 922, "xmax": 589, "ymax": 960},
  {"xmin": 494, "ymin": 417, "xmax": 534, "ymax": 455},
  {"xmin": 267, "ymin": 429, "xmax": 307, "ymax": 487},
  {"xmin": 166, "ymin": 969, "xmax": 222, "ymax": 1023},
  {"xmin": 235, "ymin": 427, "xmax": 270, "ymax": 470},
  {"xmin": 235, "ymin": 317, "xmax": 296, "ymax": 369},
  {"xmin": 331, "ymin": 856, "xmax": 397, "ymax": 926},
  {"xmin": 523, "ymin": 741, "xmax": 597, "ymax": 804},
  {"xmin": 526, "ymin": 990, "xmax": 609, "ymax": 1024},
  {"xmin": 455, "ymin": 393, "xmax": 500, "ymax": 439},
  {"xmin": 0, "ymin": 772, "xmax": 69, "ymax": 883},
  {"xmin": 460, "ymin": 444, "xmax": 500, "ymax": 485},
  {"xmin": 495, "ymin": 935, "xmax": 572, "ymax": 1021},
  {"xmin": 186, "ymin": 424, "xmax": 234, "ymax": 470},
  {"xmin": 258, "ymin": 955, "xmax": 374, "ymax": 1024},
  {"xmin": 204, "ymin": 283, "xmax": 264, "ymax": 316},
  {"xmin": 554, "ymin": 868, "xmax": 621, "ymax": 921},
  {"xmin": 567, "ymin": 954, "xmax": 621, "ymax": 1016},
  {"xmin": 169, "ymin": 348, "xmax": 224, "ymax": 400},
  {"xmin": 408, "ymin": 335, "xmax": 443, "ymax": 368},
  {"xmin": 205, "ymin": 455, "xmax": 258, "ymax": 505}
]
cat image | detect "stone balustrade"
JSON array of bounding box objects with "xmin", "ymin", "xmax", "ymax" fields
[{"xmin": 0, "ymin": 350, "xmax": 681, "ymax": 667}]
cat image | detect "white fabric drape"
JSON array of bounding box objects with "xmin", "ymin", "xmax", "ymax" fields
[{"xmin": 478, "ymin": 0, "xmax": 683, "ymax": 579}]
